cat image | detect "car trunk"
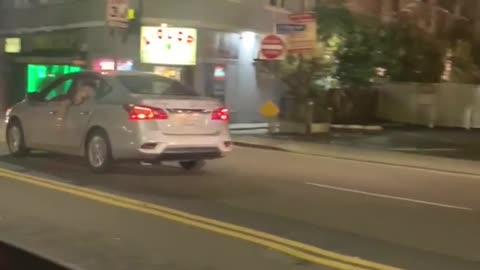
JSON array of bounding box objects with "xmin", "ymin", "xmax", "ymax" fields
[{"xmin": 140, "ymin": 97, "xmax": 224, "ymax": 135}]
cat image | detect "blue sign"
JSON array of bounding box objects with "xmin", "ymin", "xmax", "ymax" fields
[{"xmin": 276, "ymin": 24, "xmax": 306, "ymax": 35}]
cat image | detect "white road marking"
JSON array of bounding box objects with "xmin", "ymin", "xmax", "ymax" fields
[
  {"xmin": 305, "ymin": 182, "xmax": 474, "ymax": 211},
  {"xmin": 277, "ymin": 149, "xmax": 480, "ymax": 180},
  {"xmin": 390, "ymin": 147, "xmax": 458, "ymax": 152}
]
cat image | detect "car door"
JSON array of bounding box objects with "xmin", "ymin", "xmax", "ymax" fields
[
  {"xmin": 58, "ymin": 75, "xmax": 110, "ymax": 155},
  {"xmin": 24, "ymin": 76, "xmax": 76, "ymax": 151}
]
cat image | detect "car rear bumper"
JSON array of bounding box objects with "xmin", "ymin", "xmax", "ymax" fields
[
  {"xmin": 111, "ymin": 130, "xmax": 232, "ymax": 161},
  {"xmin": 154, "ymin": 147, "xmax": 224, "ymax": 161},
  {"xmin": 117, "ymin": 147, "xmax": 225, "ymax": 162}
]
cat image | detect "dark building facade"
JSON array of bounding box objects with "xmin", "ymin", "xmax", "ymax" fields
[{"xmin": 0, "ymin": 0, "xmax": 307, "ymax": 122}]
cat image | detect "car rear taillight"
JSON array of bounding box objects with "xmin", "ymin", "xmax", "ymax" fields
[
  {"xmin": 211, "ymin": 107, "xmax": 229, "ymax": 121},
  {"xmin": 124, "ymin": 105, "xmax": 168, "ymax": 120}
]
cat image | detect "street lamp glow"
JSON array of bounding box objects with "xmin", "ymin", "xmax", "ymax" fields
[
  {"xmin": 241, "ymin": 31, "xmax": 255, "ymax": 40},
  {"xmin": 240, "ymin": 31, "xmax": 256, "ymax": 50}
]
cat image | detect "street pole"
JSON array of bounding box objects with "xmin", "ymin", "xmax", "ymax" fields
[
  {"xmin": 268, "ymin": 6, "xmax": 279, "ymax": 135},
  {"xmin": 300, "ymin": 0, "xmax": 313, "ymax": 135},
  {"xmin": 113, "ymin": 29, "xmax": 118, "ymax": 71},
  {"xmin": 273, "ymin": 7, "xmax": 277, "ymax": 34}
]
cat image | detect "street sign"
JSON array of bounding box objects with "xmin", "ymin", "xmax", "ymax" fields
[
  {"xmin": 259, "ymin": 34, "xmax": 286, "ymax": 60},
  {"xmin": 286, "ymin": 13, "xmax": 317, "ymax": 52},
  {"xmin": 260, "ymin": 101, "xmax": 280, "ymax": 118},
  {"xmin": 276, "ymin": 24, "xmax": 306, "ymax": 35},
  {"xmin": 106, "ymin": 0, "xmax": 130, "ymax": 29},
  {"xmin": 288, "ymin": 13, "xmax": 316, "ymax": 23}
]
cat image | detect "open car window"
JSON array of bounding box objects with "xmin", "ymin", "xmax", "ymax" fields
[
  {"xmin": 73, "ymin": 75, "xmax": 112, "ymax": 101},
  {"xmin": 43, "ymin": 78, "xmax": 75, "ymax": 102}
]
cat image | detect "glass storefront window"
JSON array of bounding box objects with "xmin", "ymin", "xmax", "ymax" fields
[
  {"xmin": 154, "ymin": 66, "xmax": 182, "ymax": 81},
  {"xmin": 205, "ymin": 64, "xmax": 226, "ymax": 103},
  {"xmin": 27, "ymin": 64, "xmax": 82, "ymax": 93}
]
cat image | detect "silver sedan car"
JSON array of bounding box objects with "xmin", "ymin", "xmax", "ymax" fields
[{"xmin": 6, "ymin": 71, "xmax": 232, "ymax": 172}]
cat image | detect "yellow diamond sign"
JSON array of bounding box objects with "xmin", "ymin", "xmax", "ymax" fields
[{"xmin": 259, "ymin": 101, "xmax": 280, "ymax": 118}]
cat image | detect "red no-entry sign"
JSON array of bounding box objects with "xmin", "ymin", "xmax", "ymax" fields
[{"xmin": 260, "ymin": 34, "xmax": 286, "ymax": 60}]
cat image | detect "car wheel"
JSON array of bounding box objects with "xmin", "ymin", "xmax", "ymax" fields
[
  {"xmin": 6, "ymin": 120, "xmax": 29, "ymax": 157},
  {"xmin": 179, "ymin": 160, "xmax": 205, "ymax": 171},
  {"xmin": 86, "ymin": 130, "xmax": 113, "ymax": 173}
]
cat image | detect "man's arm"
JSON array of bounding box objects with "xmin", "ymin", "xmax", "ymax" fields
[{"xmin": 57, "ymin": 99, "xmax": 72, "ymax": 121}]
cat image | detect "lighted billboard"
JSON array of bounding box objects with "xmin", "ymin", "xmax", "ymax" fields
[{"xmin": 140, "ymin": 26, "xmax": 197, "ymax": 65}]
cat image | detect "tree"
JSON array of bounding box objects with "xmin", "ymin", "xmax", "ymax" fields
[
  {"xmin": 329, "ymin": 7, "xmax": 445, "ymax": 86},
  {"xmin": 264, "ymin": 1, "xmax": 447, "ymax": 124},
  {"xmin": 317, "ymin": 3, "xmax": 447, "ymax": 122},
  {"xmin": 376, "ymin": 23, "xmax": 445, "ymax": 83},
  {"xmin": 335, "ymin": 28, "xmax": 378, "ymax": 88}
]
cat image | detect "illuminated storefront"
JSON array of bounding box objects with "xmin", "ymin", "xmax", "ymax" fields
[
  {"xmin": 137, "ymin": 26, "xmax": 264, "ymax": 122},
  {"xmin": 196, "ymin": 31, "xmax": 241, "ymax": 106},
  {"xmin": 2, "ymin": 29, "xmax": 88, "ymax": 106},
  {"xmin": 140, "ymin": 26, "xmax": 197, "ymax": 84},
  {"xmin": 205, "ymin": 65, "xmax": 226, "ymax": 102},
  {"xmin": 27, "ymin": 64, "xmax": 82, "ymax": 93},
  {"xmin": 153, "ymin": 66, "xmax": 182, "ymax": 81},
  {"xmin": 91, "ymin": 59, "xmax": 134, "ymax": 73}
]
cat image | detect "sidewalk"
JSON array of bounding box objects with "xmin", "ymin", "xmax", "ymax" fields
[{"xmin": 232, "ymin": 128, "xmax": 480, "ymax": 176}]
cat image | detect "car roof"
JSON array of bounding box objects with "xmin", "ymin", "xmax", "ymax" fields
[
  {"xmin": 73, "ymin": 71, "xmax": 177, "ymax": 83},
  {"xmin": 108, "ymin": 71, "xmax": 156, "ymax": 76},
  {"xmin": 68, "ymin": 70, "xmax": 157, "ymax": 78}
]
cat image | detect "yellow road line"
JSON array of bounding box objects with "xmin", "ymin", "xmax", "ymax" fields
[{"xmin": 0, "ymin": 168, "xmax": 403, "ymax": 270}]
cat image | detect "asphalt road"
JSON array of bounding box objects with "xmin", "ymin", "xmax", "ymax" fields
[
  {"xmin": 0, "ymin": 144, "xmax": 479, "ymax": 270},
  {"xmin": 0, "ymin": 177, "xmax": 325, "ymax": 270}
]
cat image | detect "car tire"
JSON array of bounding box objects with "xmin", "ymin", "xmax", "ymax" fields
[
  {"xmin": 85, "ymin": 130, "xmax": 114, "ymax": 173},
  {"xmin": 6, "ymin": 120, "xmax": 30, "ymax": 157},
  {"xmin": 179, "ymin": 160, "xmax": 205, "ymax": 171}
]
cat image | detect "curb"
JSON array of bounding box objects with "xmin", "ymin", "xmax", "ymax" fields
[
  {"xmin": 233, "ymin": 140, "xmax": 480, "ymax": 177},
  {"xmin": 233, "ymin": 141, "xmax": 287, "ymax": 152},
  {"xmin": 230, "ymin": 128, "xmax": 269, "ymax": 131},
  {"xmin": 330, "ymin": 125, "xmax": 384, "ymax": 132}
]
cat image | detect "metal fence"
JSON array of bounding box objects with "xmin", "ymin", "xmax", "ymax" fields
[{"xmin": 377, "ymin": 82, "xmax": 480, "ymax": 128}]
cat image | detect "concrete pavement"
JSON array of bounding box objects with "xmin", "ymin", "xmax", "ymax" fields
[
  {"xmin": 233, "ymin": 133, "xmax": 480, "ymax": 176},
  {"xmin": 0, "ymin": 144, "xmax": 479, "ymax": 269},
  {"xmin": 233, "ymin": 127, "xmax": 480, "ymax": 161}
]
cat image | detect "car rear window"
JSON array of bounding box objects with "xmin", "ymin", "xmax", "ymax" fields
[{"xmin": 118, "ymin": 75, "xmax": 197, "ymax": 96}]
